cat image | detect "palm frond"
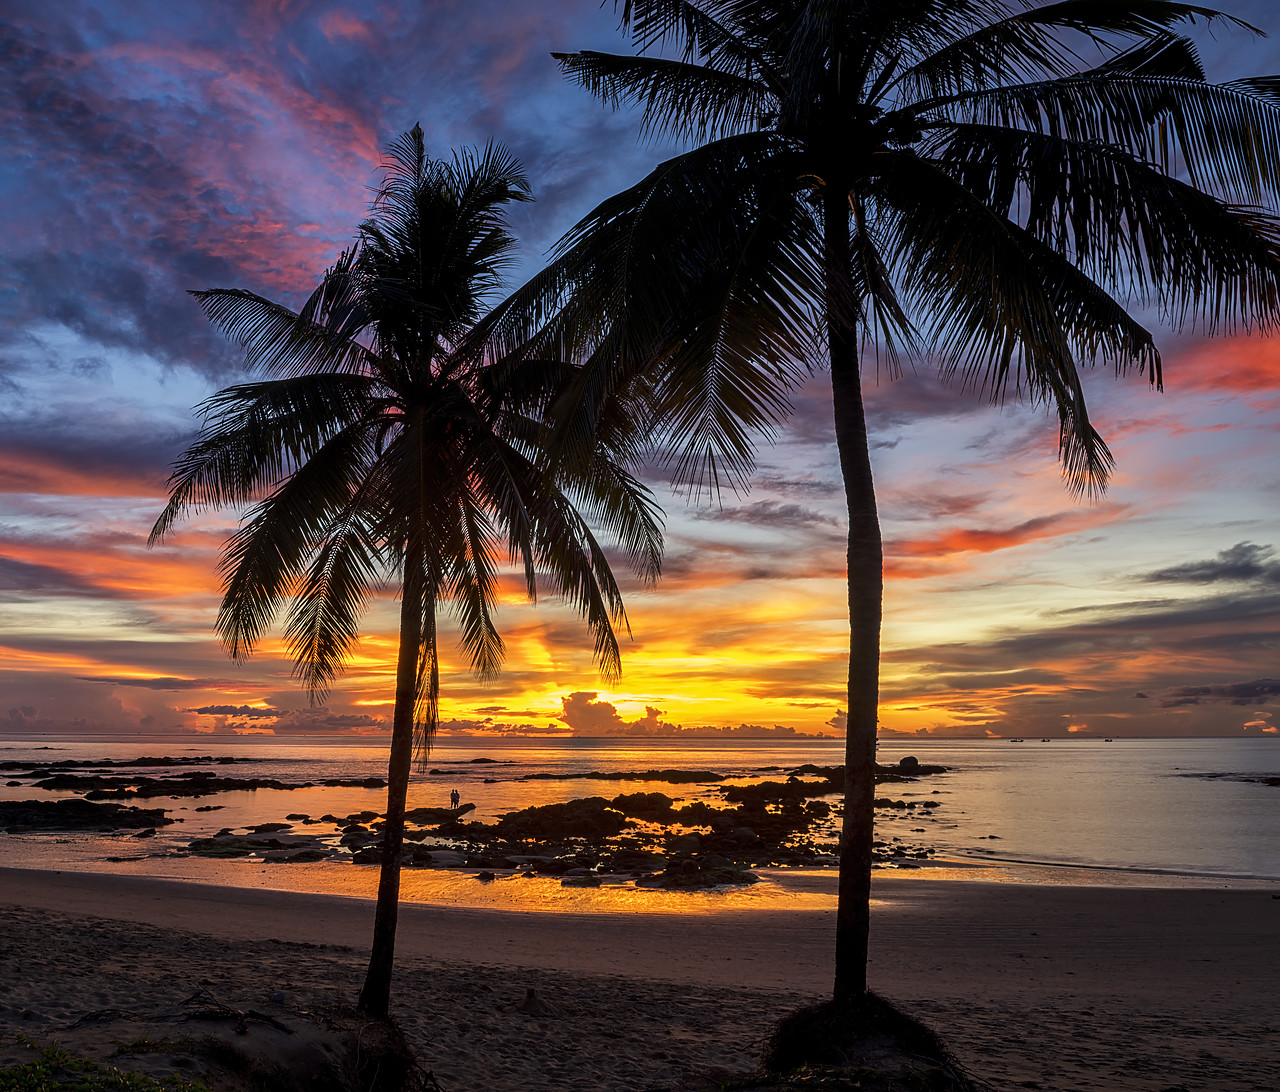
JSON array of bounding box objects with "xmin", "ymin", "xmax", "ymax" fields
[
  {"xmin": 555, "ymin": 50, "xmax": 773, "ymax": 143},
  {"xmin": 617, "ymin": 0, "xmax": 789, "ymax": 97},
  {"xmin": 930, "ymin": 121, "xmax": 1280, "ymax": 333},
  {"xmin": 887, "ymin": 154, "xmax": 1121, "ymax": 492},
  {"xmin": 283, "ymin": 510, "xmax": 382, "ymax": 701},
  {"xmin": 937, "ymin": 73, "xmax": 1280, "ymax": 204},
  {"xmin": 190, "ymin": 288, "xmax": 374, "ymax": 379},
  {"xmin": 214, "ymin": 424, "xmax": 379, "ymax": 659},
  {"xmin": 150, "ymin": 373, "xmax": 378, "ymax": 543}
]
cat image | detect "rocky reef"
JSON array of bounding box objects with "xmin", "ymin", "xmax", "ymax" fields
[{"xmin": 0, "ymin": 798, "xmax": 174, "ymax": 832}]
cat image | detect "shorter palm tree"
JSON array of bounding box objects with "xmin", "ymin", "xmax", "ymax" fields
[{"xmin": 150, "ymin": 126, "xmax": 662, "ymax": 1018}]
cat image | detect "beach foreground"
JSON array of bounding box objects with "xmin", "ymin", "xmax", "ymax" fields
[{"xmin": 1, "ymin": 868, "xmax": 1276, "ymax": 1091}]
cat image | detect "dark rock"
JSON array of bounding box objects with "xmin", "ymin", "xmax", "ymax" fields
[
  {"xmin": 466, "ymin": 854, "xmax": 517, "ymax": 869},
  {"xmin": 609, "ymin": 791, "xmax": 676, "ymax": 820},
  {"xmin": 496, "ymin": 797, "xmax": 630, "ymax": 840},
  {"xmin": 264, "ymin": 848, "xmax": 329, "ymax": 863},
  {"xmin": 637, "ymin": 859, "xmax": 760, "ymax": 889},
  {"xmin": 474, "ymin": 870, "xmax": 496, "ymax": 882},
  {"xmin": 0, "ymin": 798, "xmax": 172, "ymax": 833},
  {"xmin": 667, "ymin": 833, "xmax": 702, "ymax": 855},
  {"xmin": 602, "ymin": 848, "xmax": 668, "ymax": 872},
  {"xmin": 403, "ymin": 803, "xmax": 476, "ymax": 824}
]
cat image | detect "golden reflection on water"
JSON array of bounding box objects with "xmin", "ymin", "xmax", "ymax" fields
[{"xmin": 292, "ymin": 862, "xmax": 840, "ymax": 914}]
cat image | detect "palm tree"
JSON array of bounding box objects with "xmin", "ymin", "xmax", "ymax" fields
[
  {"xmin": 483, "ymin": 1, "xmax": 1280, "ymax": 1002},
  {"xmin": 150, "ymin": 127, "xmax": 661, "ymax": 1019}
]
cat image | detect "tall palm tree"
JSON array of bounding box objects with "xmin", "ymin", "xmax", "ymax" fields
[
  {"xmin": 482, "ymin": 1, "xmax": 1280, "ymax": 1002},
  {"xmin": 150, "ymin": 127, "xmax": 662, "ymax": 1018}
]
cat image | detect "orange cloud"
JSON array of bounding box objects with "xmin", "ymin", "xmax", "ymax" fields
[
  {"xmin": 1169, "ymin": 335, "xmax": 1280, "ymax": 397},
  {"xmin": 886, "ymin": 510, "xmax": 1105, "ymax": 560}
]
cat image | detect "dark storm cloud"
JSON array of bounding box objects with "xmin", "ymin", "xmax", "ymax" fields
[
  {"xmin": 1159, "ymin": 679, "xmax": 1280, "ymax": 707},
  {"xmin": 1142, "ymin": 542, "xmax": 1280, "ymax": 586},
  {"xmin": 265, "ymin": 708, "xmax": 383, "ymax": 734},
  {"xmin": 0, "ymin": 1, "xmax": 669, "ymax": 383},
  {"xmin": 0, "ymin": 429, "xmax": 189, "ymax": 497},
  {"xmin": 0, "ymin": 556, "xmax": 100, "ymax": 597},
  {"xmin": 78, "ymin": 675, "xmax": 236, "ymax": 690},
  {"xmin": 188, "ymin": 704, "xmax": 281, "ymax": 718},
  {"xmin": 863, "ymin": 372, "xmax": 993, "ymax": 429},
  {"xmin": 0, "ymin": 22, "xmax": 279, "ymax": 374},
  {"xmin": 692, "ymin": 500, "xmax": 840, "ymax": 530},
  {"xmin": 751, "ymin": 474, "xmax": 841, "ymax": 497},
  {"xmin": 879, "ymin": 488, "xmax": 989, "ymax": 523},
  {"xmin": 884, "ymin": 589, "xmax": 1280, "ymax": 688}
]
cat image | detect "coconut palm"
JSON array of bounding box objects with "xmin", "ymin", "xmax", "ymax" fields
[
  {"xmin": 150, "ymin": 126, "xmax": 662, "ymax": 1018},
  {"xmin": 482, "ymin": 1, "xmax": 1280, "ymax": 1002}
]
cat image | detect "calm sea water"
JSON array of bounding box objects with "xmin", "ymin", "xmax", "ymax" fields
[{"xmin": 2, "ymin": 735, "xmax": 1277, "ymax": 900}]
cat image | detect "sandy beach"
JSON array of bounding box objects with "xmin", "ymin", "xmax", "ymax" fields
[{"xmin": 1, "ymin": 867, "xmax": 1276, "ymax": 1090}]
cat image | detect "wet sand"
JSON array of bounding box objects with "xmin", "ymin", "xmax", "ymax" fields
[{"xmin": 1, "ymin": 866, "xmax": 1277, "ymax": 1090}]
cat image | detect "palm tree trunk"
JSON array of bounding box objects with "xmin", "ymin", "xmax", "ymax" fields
[
  {"xmin": 824, "ymin": 187, "xmax": 884, "ymax": 1002},
  {"xmin": 357, "ymin": 569, "xmax": 425, "ymax": 1018}
]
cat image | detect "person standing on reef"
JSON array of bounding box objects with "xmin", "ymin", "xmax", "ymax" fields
[{"xmin": 449, "ymin": 789, "xmax": 460, "ymax": 810}]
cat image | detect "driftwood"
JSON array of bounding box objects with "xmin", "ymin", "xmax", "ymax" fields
[
  {"xmin": 62, "ymin": 1007, "xmax": 141, "ymax": 1029},
  {"xmin": 180, "ymin": 986, "xmax": 294, "ymax": 1035}
]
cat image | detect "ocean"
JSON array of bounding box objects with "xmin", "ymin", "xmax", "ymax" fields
[{"xmin": 1, "ymin": 735, "xmax": 1277, "ymax": 909}]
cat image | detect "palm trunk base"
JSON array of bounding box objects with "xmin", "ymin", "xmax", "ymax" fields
[
  {"xmin": 357, "ymin": 847, "xmax": 404, "ymax": 1017},
  {"xmin": 759, "ymin": 992, "xmax": 978, "ymax": 1090}
]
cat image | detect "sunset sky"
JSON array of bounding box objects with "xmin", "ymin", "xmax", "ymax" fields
[{"xmin": 4, "ymin": 0, "xmax": 1280, "ymax": 742}]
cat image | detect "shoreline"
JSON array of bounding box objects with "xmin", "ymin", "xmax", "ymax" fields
[
  {"xmin": 3, "ymin": 866, "xmax": 1278, "ymax": 1089},
  {"xmin": 1, "ymin": 863, "xmax": 1275, "ymax": 994}
]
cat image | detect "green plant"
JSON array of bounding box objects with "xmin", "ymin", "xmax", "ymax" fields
[{"xmin": 0, "ymin": 1041, "xmax": 211, "ymax": 1092}]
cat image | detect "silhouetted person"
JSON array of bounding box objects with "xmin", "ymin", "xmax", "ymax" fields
[{"xmin": 449, "ymin": 788, "xmax": 460, "ymax": 809}]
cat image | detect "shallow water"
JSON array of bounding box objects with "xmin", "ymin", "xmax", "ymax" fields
[{"xmin": 2, "ymin": 735, "xmax": 1277, "ymax": 904}]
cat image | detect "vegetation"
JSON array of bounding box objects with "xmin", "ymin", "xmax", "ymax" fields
[
  {"xmin": 0, "ymin": 1039, "xmax": 210, "ymax": 1092},
  {"xmin": 151, "ymin": 127, "xmax": 661, "ymax": 1017},
  {"xmin": 479, "ymin": 0, "xmax": 1280, "ymax": 1005}
]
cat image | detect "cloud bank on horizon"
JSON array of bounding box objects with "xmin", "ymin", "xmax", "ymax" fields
[{"xmin": 3, "ymin": 1, "xmax": 1280, "ymax": 741}]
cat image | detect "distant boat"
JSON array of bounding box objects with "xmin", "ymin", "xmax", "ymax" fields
[
  {"xmin": 1040, "ymin": 738, "xmax": 1051, "ymax": 742},
  {"xmin": 1104, "ymin": 737, "xmax": 1114, "ymax": 742},
  {"xmin": 1009, "ymin": 737, "xmax": 1025, "ymax": 742}
]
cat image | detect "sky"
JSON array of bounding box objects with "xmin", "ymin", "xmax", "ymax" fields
[{"xmin": 3, "ymin": 1, "xmax": 1280, "ymax": 743}]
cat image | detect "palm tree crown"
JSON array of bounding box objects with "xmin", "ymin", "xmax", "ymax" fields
[
  {"xmin": 151, "ymin": 126, "xmax": 662, "ymax": 1017},
  {"xmin": 483, "ymin": 0, "xmax": 1280, "ymax": 1002}
]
